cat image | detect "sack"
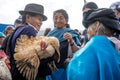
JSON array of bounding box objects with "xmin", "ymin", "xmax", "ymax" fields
[
  {"xmin": 0, "ymin": 50, "xmax": 12, "ymax": 80},
  {"xmin": 0, "ymin": 59, "xmax": 12, "ymax": 80},
  {"xmin": 0, "ymin": 50, "xmax": 11, "ymax": 70}
]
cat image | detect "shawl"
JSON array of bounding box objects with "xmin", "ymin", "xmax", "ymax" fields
[
  {"xmin": 47, "ymin": 27, "xmax": 80, "ymax": 45},
  {"xmin": 67, "ymin": 36, "xmax": 120, "ymax": 80}
]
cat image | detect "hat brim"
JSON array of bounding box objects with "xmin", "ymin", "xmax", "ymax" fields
[{"xmin": 19, "ymin": 10, "xmax": 47, "ymax": 21}]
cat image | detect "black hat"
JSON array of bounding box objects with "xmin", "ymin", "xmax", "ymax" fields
[
  {"xmin": 110, "ymin": 1, "xmax": 120, "ymax": 12},
  {"xmin": 82, "ymin": 8, "xmax": 120, "ymax": 31},
  {"xmin": 14, "ymin": 16, "xmax": 22, "ymax": 24},
  {"xmin": 19, "ymin": 3, "xmax": 47, "ymax": 21},
  {"xmin": 82, "ymin": 2, "xmax": 98, "ymax": 11}
]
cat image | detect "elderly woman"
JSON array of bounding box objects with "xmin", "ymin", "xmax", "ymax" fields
[
  {"xmin": 67, "ymin": 8, "xmax": 120, "ymax": 80},
  {"xmin": 4, "ymin": 3, "xmax": 51, "ymax": 80},
  {"xmin": 46, "ymin": 9, "xmax": 81, "ymax": 80}
]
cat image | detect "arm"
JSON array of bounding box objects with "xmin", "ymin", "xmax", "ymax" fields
[{"xmin": 63, "ymin": 32, "xmax": 80, "ymax": 53}]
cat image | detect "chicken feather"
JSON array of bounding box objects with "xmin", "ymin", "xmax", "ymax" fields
[{"xmin": 14, "ymin": 35, "xmax": 60, "ymax": 80}]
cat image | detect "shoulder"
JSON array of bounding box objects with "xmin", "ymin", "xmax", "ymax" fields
[
  {"xmin": 17, "ymin": 25, "xmax": 36, "ymax": 37},
  {"xmin": 22, "ymin": 25, "xmax": 35, "ymax": 31}
]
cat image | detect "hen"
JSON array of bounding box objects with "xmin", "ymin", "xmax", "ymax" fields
[{"xmin": 14, "ymin": 35, "xmax": 60, "ymax": 80}]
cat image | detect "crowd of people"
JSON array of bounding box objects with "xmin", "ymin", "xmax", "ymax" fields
[{"xmin": 0, "ymin": 1, "xmax": 120, "ymax": 80}]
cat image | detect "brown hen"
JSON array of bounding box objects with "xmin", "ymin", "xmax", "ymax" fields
[{"xmin": 14, "ymin": 35, "xmax": 60, "ymax": 80}]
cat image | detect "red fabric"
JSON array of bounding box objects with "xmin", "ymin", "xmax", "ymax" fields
[{"xmin": 0, "ymin": 50, "xmax": 11, "ymax": 70}]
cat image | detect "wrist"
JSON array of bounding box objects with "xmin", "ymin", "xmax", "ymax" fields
[{"xmin": 70, "ymin": 42, "xmax": 74, "ymax": 46}]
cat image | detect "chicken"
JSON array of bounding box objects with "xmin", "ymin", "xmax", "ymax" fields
[{"xmin": 14, "ymin": 35, "xmax": 60, "ymax": 80}]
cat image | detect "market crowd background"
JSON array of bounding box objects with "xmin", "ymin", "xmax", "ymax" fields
[{"xmin": 0, "ymin": 0, "xmax": 119, "ymax": 32}]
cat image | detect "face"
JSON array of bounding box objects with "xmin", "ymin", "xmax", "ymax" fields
[
  {"xmin": 26, "ymin": 15, "xmax": 43, "ymax": 32},
  {"xmin": 5, "ymin": 27, "xmax": 14, "ymax": 36},
  {"xmin": 114, "ymin": 10, "xmax": 120, "ymax": 19},
  {"xmin": 0, "ymin": 37, "xmax": 5, "ymax": 45},
  {"xmin": 53, "ymin": 13, "xmax": 68, "ymax": 28},
  {"xmin": 83, "ymin": 8, "xmax": 92, "ymax": 12}
]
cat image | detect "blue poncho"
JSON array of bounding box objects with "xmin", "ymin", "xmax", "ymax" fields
[{"xmin": 67, "ymin": 36, "xmax": 120, "ymax": 80}]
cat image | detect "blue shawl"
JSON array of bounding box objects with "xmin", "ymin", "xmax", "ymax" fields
[
  {"xmin": 67, "ymin": 36, "xmax": 120, "ymax": 80},
  {"xmin": 47, "ymin": 28, "xmax": 80, "ymax": 45}
]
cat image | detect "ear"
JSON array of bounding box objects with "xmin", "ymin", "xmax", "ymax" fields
[{"xmin": 26, "ymin": 14, "xmax": 30, "ymax": 19}]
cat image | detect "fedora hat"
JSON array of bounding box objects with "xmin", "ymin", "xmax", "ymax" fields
[{"xmin": 19, "ymin": 3, "xmax": 47, "ymax": 21}]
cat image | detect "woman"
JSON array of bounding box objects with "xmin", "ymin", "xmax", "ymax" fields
[
  {"xmin": 4, "ymin": 3, "xmax": 52, "ymax": 80},
  {"xmin": 46, "ymin": 9, "xmax": 81, "ymax": 80},
  {"xmin": 67, "ymin": 8, "xmax": 120, "ymax": 80},
  {"xmin": 4, "ymin": 26, "xmax": 14, "ymax": 36}
]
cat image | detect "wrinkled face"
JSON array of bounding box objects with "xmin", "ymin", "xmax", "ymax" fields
[
  {"xmin": 26, "ymin": 15, "xmax": 43, "ymax": 32},
  {"xmin": 53, "ymin": 13, "xmax": 68, "ymax": 28}
]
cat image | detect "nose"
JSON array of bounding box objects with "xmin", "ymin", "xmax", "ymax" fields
[{"xmin": 56, "ymin": 18, "xmax": 61, "ymax": 22}]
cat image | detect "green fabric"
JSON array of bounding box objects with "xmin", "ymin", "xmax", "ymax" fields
[{"xmin": 0, "ymin": 32, "xmax": 5, "ymax": 37}]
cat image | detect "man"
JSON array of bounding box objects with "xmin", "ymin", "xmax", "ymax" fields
[
  {"xmin": 6, "ymin": 3, "xmax": 51, "ymax": 80},
  {"xmin": 110, "ymin": 1, "xmax": 120, "ymax": 39},
  {"xmin": 110, "ymin": 2, "xmax": 120, "ymax": 20},
  {"xmin": 82, "ymin": 2, "xmax": 98, "ymax": 12},
  {"xmin": 14, "ymin": 16, "xmax": 22, "ymax": 28},
  {"xmin": 82, "ymin": 2, "xmax": 98, "ymax": 46}
]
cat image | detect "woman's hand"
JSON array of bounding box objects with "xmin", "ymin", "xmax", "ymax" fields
[{"xmin": 63, "ymin": 32, "xmax": 73, "ymax": 43}]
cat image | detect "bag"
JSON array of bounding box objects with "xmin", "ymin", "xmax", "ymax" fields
[
  {"xmin": 0, "ymin": 50, "xmax": 12, "ymax": 80},
  {"xmin": 0, "ymin": 50, "xmax": 11, "ymax": 70}
]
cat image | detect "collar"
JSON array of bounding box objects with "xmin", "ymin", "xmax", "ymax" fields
[
  {"xmin": 108, "ymin": 37, "xmax": 120, "ymax": 52},
  {"xmin": 27, "ymin": 23, "xmax": 38, "ymax": 32}
]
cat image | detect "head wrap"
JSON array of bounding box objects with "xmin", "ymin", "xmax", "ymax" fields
[{"xmin": 82, "ymin": 8, "xmax": 120, "ymax": 32}]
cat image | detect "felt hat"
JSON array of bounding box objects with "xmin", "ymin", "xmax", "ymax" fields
[{"xmin": 19, "ymin": 3, "xmax": 47, "ymax": 21}]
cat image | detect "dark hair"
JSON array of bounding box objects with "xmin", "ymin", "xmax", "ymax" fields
[
  {"xmin": 53, "ymin": 9, "xmax": 69, "ymax": 21},
  {"xmin": 83, "ymin": 2, "xmax": 98, "ymax": 11}
]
